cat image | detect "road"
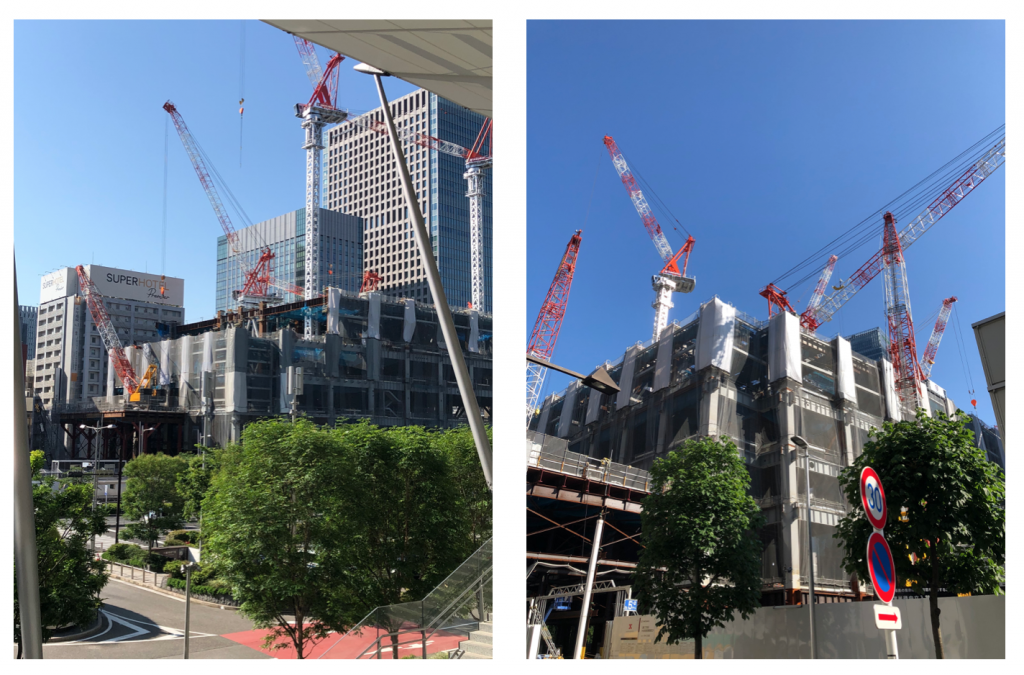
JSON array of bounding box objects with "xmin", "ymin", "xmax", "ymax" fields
[{"xmin": 36, "ymin": 578, "xmax": 270, "ymax": 659}]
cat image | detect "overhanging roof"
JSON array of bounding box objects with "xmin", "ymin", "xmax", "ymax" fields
[{"xmin": 262, "ymin": 20, "xmax": 492, "ymax": 118}]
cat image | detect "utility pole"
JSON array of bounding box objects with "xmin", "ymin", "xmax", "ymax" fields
[
  {"xmin": 792, "ymin": 435, "xmax": 817, "ymax": 659},
  {"xmin": 181, "ymin": 562, "xmax": 198, "ymax": 658}
]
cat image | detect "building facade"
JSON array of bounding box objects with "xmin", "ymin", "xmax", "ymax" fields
[
  {"xmin": 33, "ymin": 266, "xmax": 185, "ymax": 409},
  {"xmin": 216, "ymin": 208, "xmax": 363, "ymax": 313},
  {"xmin": 20, "ymin": 305, "xmax": 37, "ymax": 360},
  {"xmin": 326, "ymin": 89, "xmax": 492, "ymax": 310},
  {"xmin": 530, "ymin": 297, "xmax": 963, "ymax": 606}
]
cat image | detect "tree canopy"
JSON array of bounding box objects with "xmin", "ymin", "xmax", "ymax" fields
[
  {"xmin": 14, "ymin": 452, "xmax": 108, "ymax": 656},
  {"xmin": 835, "ymin": 409, "xmax": 1005, "ymax": 658},
  {"xmin": 633, "ymin": 436, "xmax": 765, "ymax": 659},
  {"xmin": 120, "ymin": 453, "xmax": 189, "ymax": 560},
  {"xmin": 201, "ymin": 419, "xmax": 490, "ymax": 659}
]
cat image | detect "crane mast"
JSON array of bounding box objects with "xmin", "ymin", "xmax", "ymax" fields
[
  {"xmin": 602, "ymin": 135, "xmax": 695, "ymax": 341},
  {"xmin": 526, "ymin": 231, "xmax": 583, "ymax": 424},
  {"xmin": 799, "ymin": 135, "xmax": 1004, "ymax": 332},
  {"xmin": 295, "ymin": 51, "xmax": 347, "ymax": 339},
  {"xmin": 881, "ymin": 212, "xmax": 924, "ymax": 417},
  {"xmin": 465, "ymin": 118, "xmax": 493, "ymax": 313},
  {"xmin": 920, "ymin": 296, "xmax": 957, "ymax": 381},
  {"xmin": 75, "ymin": 265, "xmax": 140, "ymax": 395}
]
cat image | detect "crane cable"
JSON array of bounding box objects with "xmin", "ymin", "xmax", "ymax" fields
[
  {"xmin": 619, "ymin": 148, "xmax": 693, "ymax": 243},
  {"xmin": 160, "ymin": 115, "xmax": 169, "ymax": 297},
  {"xmin": 239, "ymin": 20, "xmax": 246, "ymax": 168},
  {"xmin": 949, "ymin": 302, "xmax": 978, "ymax": 410}
]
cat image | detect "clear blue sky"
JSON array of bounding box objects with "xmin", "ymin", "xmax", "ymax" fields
[
  {"xmin": 527, "ymin": 20, "xmax": 1005, "ymax": 428},
  {"xmin": 14, "ymin": 20, "xmax": 416, "ymax": 321}
]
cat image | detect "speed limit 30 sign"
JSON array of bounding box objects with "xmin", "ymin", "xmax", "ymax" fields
[{"xmin": 860, "ymin": 466, "xmax": 887, "ymax": 530}]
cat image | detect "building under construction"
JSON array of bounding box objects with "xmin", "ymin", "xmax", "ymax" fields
[
  {"xmin": 45, "ymin": 288, "xmax": 492, "ymax": 463},
  {"xmin": 526, "ymin": 295, "xmax": 972, "ymax": 655}
]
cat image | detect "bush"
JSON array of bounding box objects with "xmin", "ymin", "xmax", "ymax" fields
[
  {"xmin": 103, "ymin": 543, "xmax": 144, "ymax": 564},
  {"xmin": 166, "ymin": 529, "xmax": 200, "ymax": 545},
  {"xmin": 163, "ymin": 537, "xmax": 187, "ymax": 547},
  {"xmin": 167, "ymin": 577, "xmax": 233, "ymax": 600}
]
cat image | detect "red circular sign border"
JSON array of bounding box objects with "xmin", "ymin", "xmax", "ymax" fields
[
  {"xmin": 866, "ymin": 531, "xmax": 896, "ymax": 604},
  {"xmin": 859, "ymin": 466, "xmax": 887, "ymax": 530}
]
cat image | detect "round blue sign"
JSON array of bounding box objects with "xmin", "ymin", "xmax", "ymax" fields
[{"xmin": 866, "ymin": 531, "xmax": 896, "ymax": 604}]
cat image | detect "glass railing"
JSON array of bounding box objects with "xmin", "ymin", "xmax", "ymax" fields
[{"xmin": 321, "ymin": 537, "xmax": 492, "ymax": 659}]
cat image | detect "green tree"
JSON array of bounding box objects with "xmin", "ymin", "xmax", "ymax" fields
[
  {"xmin": 14, "ymin": 454, "xmax": 108, "ymax": 657},
  {"xmin": 177, "ymin": 449, "xmax": 218, "ymax": 522},
  {"xmin": 330, "ymin": 424, "xmax": 483, "ymax": 658},
  {"xmin": 633, "ymin": 436, "xmax": 765, "ymax": 659},
  {"xmin": 120, "ymin": 453, "xmax": 188, "ymax": 565},
  {"xmin": 202, "ymin": 419, "xmax": 350, "ymax": 659},
  {"xmin": 435, "ymin": 427, "xmax": 493, "ymax": 546},
  {"xmin": 835, "ymin": 409, "xmax": 1005, "ymax": 659}
]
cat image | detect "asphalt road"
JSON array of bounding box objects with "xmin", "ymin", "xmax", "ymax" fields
[{"xmin": 36, "ymin": 577, "xmax": 270, "ymax": 659}]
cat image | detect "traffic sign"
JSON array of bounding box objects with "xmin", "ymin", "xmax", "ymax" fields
[
  {"xmin": 873, "ymin": 604, "xmax": 902, "ymax": 630},
  {"xmin": 624, "ymin": 599, "xmax": 638, "ymax": 612},
  {"xmin": 866, "ymin": 531, "xmax": 897, "ymax": 604},
  {"xmin": 860, "ymin": 466, "xmax": 887, "ymax": 530}
]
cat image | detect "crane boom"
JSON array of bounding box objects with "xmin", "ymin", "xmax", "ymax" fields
[
  {"xmin": 919, "ymin": 296, "xmax": 957, "ymax": 380},
  {"xmin": 807, "ymin": 254, "xmax": 838, "ymax": 313},
  {"xmin": 800, "ymin": 136, "xmax": 1004, "ymax": 331},
  {"xmin": 602, "ymin": 135, "xmax": 673, "ymax": 262},
  {"xmin": 881, "ymin": 212, "xmax": 924, "ymax": 416},
  {"xmin": 75, "ymin": 265, "xmax": 140, "ymax": 395},
  {"xmin": 293, "ymin": 36, "xmax": 323, "ymax": 90},
  {"xmin": 526, "ymin": 230, "xmax": 582, "ymax": 424},
  {"xmin": 344, "ymin": 112, "xmax": 481, "ymax": 160}
]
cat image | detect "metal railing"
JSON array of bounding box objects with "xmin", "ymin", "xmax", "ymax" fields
[
  {"xmin": 527, "ymin": 432, "xmax": 651, "ymax": 492},
  {"xmin": 321, "ymin": 537, "xmax": 492, "ymax": 659}
]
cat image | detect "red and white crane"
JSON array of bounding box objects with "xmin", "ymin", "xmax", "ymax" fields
[
  {"xmin": 164, "ymin": 101, "xmax": 303, "ymax": 304},
  {"xmin": 919, "ymin": 296, "xmax": 957, "ymax": 381},
  {"xmin": 293, "ymin": 38, "xmax": 348, "ymax": 338},
  {"xmin": 880, "ymin": 211, "xmax": 925, "ymax": 416},
  {"xmin": 603, "ymin": 135, "xmax": 695, "ymax": 342},
  {"xmin": 795, "ymin": 136, "xmax": 1004, "ymax": 332},
  {"xmin": 526, "ymin": 230, "xmax": 582, "ymax": 424},
  {"xmin": 465, "ymin": 119, "xmax": 493, "ymax": 313},
  {"xmin": 76, "ymin": 265, "xmax": 140, "ymax": 396}
]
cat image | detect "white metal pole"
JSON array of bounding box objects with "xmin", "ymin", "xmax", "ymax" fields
[
  {"xmin": 574, "ymin": 514, "xmax": 605, "ymax": 659},
  {"xmin": 804, "ymin": 447, "xmax": 816, "ymax": 659},
  {"xmin": 183, "ymin": 564, "xmax": 193, "ymax": 659},
  {"xmin": 885, "ymin": 626, "xmax": 899, "ymax": 659},
  {"xmin": 13, "ymin": 256, "xmax": 44, "ymax": 659},
  {"xmin": 370, "ymin": 73, "xmax": 493, "ymax": 490}
]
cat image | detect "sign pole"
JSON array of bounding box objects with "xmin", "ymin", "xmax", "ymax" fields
[{"xmin": 861, "ymin": 467, "xmax": 899, "ymax": 660}]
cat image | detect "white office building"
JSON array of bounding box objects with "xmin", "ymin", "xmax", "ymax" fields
[{"xmin": 33, "ymin": 265, "xmax": 186, "ymax": 408}]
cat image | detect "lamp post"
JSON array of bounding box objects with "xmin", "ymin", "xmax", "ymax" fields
[
  {"xmin": 791, "ymin": 434, "xmax": 816, "ymax": 659},
  {"xmin": 114, "ymin": 425, "xmax": 155, "ymax": 543},
  {"xmin": 355, "ymin": 62, "xmax": 492, "ymax": 490},
  {"xmin": 180, "ymin": 562, "xmax": 199, "ymax": 659},
  {"xmin": 80, "ymin": 423, "xmax": 116, "ymax": 551}
]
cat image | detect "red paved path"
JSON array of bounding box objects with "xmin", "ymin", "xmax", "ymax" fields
[{"xmin": 222, "ymin": 623, "xmax": 466, "ymax": 659}]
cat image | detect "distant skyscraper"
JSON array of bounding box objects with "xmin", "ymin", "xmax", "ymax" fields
[
  {"xmin": 20, "ymin": 305, "xmax": 37, "ymax": 360},
  {"xmin": 847, "ymin": 327, "xmax": 889, "ymax": 362},
  {"xmin": 325, "ymin": 89, "xmax": 492, "ymax": 310},
  {"xmin": 216, "ymin": 208, "xmax": 363, "ymax": 313}
]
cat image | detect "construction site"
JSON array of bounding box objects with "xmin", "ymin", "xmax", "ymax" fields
[
  {"xmin": 525, "ymin": 128, "xmax": 1005, "ymax": 658},
  {"xmin": 25, "ymin": 26, "xmax": 494, "ymax": 469}
]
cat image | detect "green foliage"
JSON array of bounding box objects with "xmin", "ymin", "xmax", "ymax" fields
[
  {"xmin": 121, "ymin": 453, "xmax": 188, "ymax": 556},
  {"xmin": 201, "ymin": 418, "xmax": 491, "ymax": 659},
  {"xmin": 834, "ymin": 409, "xmax": 1005, "ymax": 658},
  {"xmin": 14, "ymin": 475, "xmax": 108, "ymax": 649},
  {"xmin": 163, "ymin": 537, "xmax": 187, "ymax": 547},
  {"xmin": 167, "ymin": 577, "xmax": 233, "ymax": 600},
  {"xmin": 166, "ymin": 529, "xmax": 200, "ymax": 545},
  {"xmin": 177, "ymin": 451, "xmax": 217, "ymax": 521},
  {"xmin": 633, "ymin": 436, "xmax": 765, "ymax": 659},
  {"xmin": 30, "ymin": 450, "xmax": 46, "ymax": 476},
  {"xmin": 104, "ymin": 543, "xmax": 140, "ymax": 562}
]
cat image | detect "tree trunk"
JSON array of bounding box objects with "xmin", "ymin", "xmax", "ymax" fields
[
  {"xmin": 390, "ymin": 633, "xmax": 400, "ymax": 660},
  {"xmin": 929, "ymin": 552, "xmax": 944, "ymax": 659},
  {"xmin": 17, "ymin": 637, "xmax": 22, "ymax": 659},
  {"xmin": 295, "ymin": 612, "xmax": 305, "ymax": 659},
  {"xmin": 694, "ymin": 631, "xmax": 703, "ymax": 659}
]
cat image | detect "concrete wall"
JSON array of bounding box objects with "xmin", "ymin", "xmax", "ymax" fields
[{"xmin": 605, "ymin": 595, "xmax": 1004, "ymax": 659}]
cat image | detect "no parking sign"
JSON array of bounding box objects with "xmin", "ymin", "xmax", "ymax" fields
[{"xmin": 866, "ymin": 531, "xmax": 897, "ymax": 604}]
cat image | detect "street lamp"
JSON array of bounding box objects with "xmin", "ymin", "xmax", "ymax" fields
[
  {"xmin": 791, "ymin": 434, "xmax": 816, "ymax": 659},
  {"xmin": 525, "ymin": 355, "xmax": 619, "ymax": 396},
  {"xmin": 80, "ymin": 423, "xmax": 116, "ymax": 551},
  {"xmin": 114, "ymin": 426, "xmax": 155, "ymax": 543},
  {"xmin": 354, "ymin": 61, "xmax": 492, "ymax": 491},
  {"xmin": 180, "ymin": 561, "xmax": 200, "ymax": 659}
]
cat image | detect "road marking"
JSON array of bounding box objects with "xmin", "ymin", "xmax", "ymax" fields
[{"xmin": 49, "ymin": 610, "xmax": 216, "ymax": 645}]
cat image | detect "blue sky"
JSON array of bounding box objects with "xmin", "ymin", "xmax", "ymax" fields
[
  {"xmin": 14, "ymin": 20, "xmax": 416, "ymax": 321},
  {"xmin": 527, "ymin": 20, "xmax": 1005, "ymax": 428}
]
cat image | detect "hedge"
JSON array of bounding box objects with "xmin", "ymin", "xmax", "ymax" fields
[
  {"xmin": 166, "ymin": 529, "xmax": 200, "ymax": 545},
  {"xmin": 167, "ymin": 577, "xmax": 234, "ymax": 601}
]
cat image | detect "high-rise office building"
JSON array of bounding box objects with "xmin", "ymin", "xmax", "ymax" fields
[
  {"xmin": 325, "ymin": 89, "xmax": 492, "ymax": 310},
  {"xmin": 20, "ymin": 305, "xmax": 37, "ymax": 360},
  {"xmin": 216, "ymin": 208, "xmax": 363, "ymax": 313},
  {"xmin": 33, "ymin": 265, "xmax": 185, "ymax": 408}
]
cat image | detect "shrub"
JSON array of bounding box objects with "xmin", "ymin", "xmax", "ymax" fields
[
  {"xmin": 166, "ymin": 529, "xmax": 200, "ymax": 545},
  {"xmin": 163, "ymin": 537, "xmax": 187, "ymax": 547},
  {"xmin": 104, "ymin": 543, "xmax": 144, "ymax": 564},
  {"xmin": 167, "ymin": 577, "xmax": 233, "ymax": 600}
]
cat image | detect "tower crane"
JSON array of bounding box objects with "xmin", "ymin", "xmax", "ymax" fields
[
  {"xmin": 919, "ymin": 296, "xmax": 957, "ymax": 381},
  {"xmin": 602, "ymin": 136, "xmax": 695, "ymax": 342},
  {"xmin": 465, "ymin": 119, "xmax": 492, "ymax": 313},
  {"xmin": 881, "ymin": 212, "xmax": 924, "ymax": 416},
  {"xmin": 75, "ymin": 265, "xmax": 140, "ymax": 396},
  {"xmin": 786, "ymin": 135, "xmax": 1004, "ymax": 332},
  {"xmin": 164, "ymin": 102, "xmax": 303, "ymax": 304},
  {"xmin": 293, "ymin": 39, "xmax": 348, "ymax": 339},
  {"xmin": 526, "ymin": 230, "xmax": 583, "ymax": 424}
]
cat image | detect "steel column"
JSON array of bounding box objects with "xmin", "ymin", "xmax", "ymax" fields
[{"xmin": 573, "ymin": 514, "xmax": 604, "ymax": 659}]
